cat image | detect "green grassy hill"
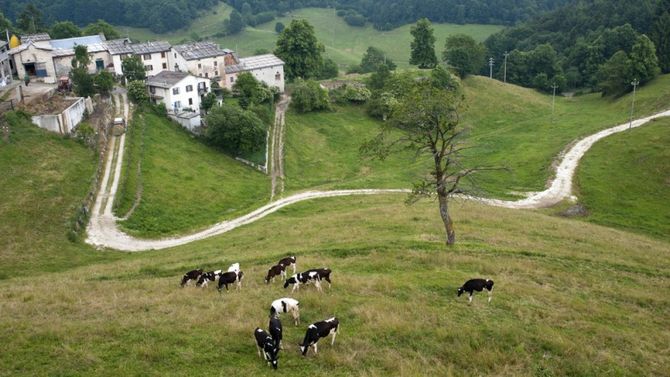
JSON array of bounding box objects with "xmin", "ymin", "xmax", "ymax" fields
[
  {"xmin": 1, "ymin": 95, "xmax": 669, "ymax": 375},
  {"xmin": 1, "ymin": 194, "xmax": 669, "ymax": 375},
  {"xmin": 0, "ymin": 112, "xmax": 123, "ymax": 277},
  {"xmin": 120, "ymin": 7, "xmax": 503, "ymax": 69},
  {"xmin": 114, "ymin": 112, "xmax": 270, "ymax": 238},
  {"xmin": 283, "ymin": 74, "xmax": 670, "ymax": 199},
  {"xmin": 576, "ymin": 118, "xmax": 670, "ymax": 240}
]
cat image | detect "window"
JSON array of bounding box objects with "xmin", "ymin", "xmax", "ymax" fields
[
  {"xmin": 161, "ymin": 52, "xmax": 166, "ymax": 58},
  {"xmin": 174, "ymin": 101, "xmax": 181, "ymax": 110},
  {"xmin": 143, "ymin": 54, "xmax": 151, "ymax": 60},
  {"xmin": 188, "ymin": 98, "xmax": 193, "ymax": 105},
  {"xmin": 149, "ymin": 86, "xmax": 156, "ymax": 94},
  {"xmin": 205, "ymin": 72, "xmax": 208, "ymax": 78},
  {"xmin": 214, "ymin": 61, "xmax": 217, "ymax": 67},
  {"xmin": 172, "ymin": 87, "xmax": 180, "ymax": 95},
  {"xmin": 214, "ymin": 71, "xmax": 218, "ymax": 76},
  {"xmin": 144, "ymin": 65, "xmax": 153, "ymax": 71},
  {"xmin": 174, "ymin": 52, "xmax": 177, "ymax": 58},
  {"xmin": 185, "ymin": 85, "xmax": 193, "ymax": 92},
  {"xmin": 275, "ymin": 72, "xmax": 281, "ymax": 81},
  {"xmin": 198, "ymin": 63, "xmax": 201, "ymax": 69},
  {"xmin": 230, "ymin": 77, "xmax": 235, "ymax": 83},
  {"xmin": 162, "ymin": 63, "xmax": 167, "ymax": 69}
]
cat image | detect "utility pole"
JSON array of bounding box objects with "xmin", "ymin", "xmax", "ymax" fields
[
  {"xmin": 551, "ymin": 83, "xmax": 559, "ymax": 122},
  {"xmin": 503, "ymin": 51, "xmax": 509, "ymax": 83},
  {"xmin": 629, "ymin": 79, "xmax": 639, "ymax": 130},
  {"xmin": 488, "ymin": 57, "xmax": 494, "ymax": 79}
]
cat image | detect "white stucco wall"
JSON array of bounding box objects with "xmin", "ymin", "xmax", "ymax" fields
[
  {"xmin": 247, "ymin": 65, "xmax": 285, "ymax": 93},
  {"xmin": 31, "ymin": 97, "xmax": 91, "ymax": 134},
  {"xmin": 149, "ymin": 75, "xmax": 208, "ymax": 112},
  {"xmin": 11, "ymin": 45, "xmax": 57, "ymax": 83},
  {"xmin": 141, "ymin": 51, "xmax": 172, "ymax": 77}
]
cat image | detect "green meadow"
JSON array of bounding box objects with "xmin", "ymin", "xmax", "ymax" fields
[
  {"xmin": 120, "ymin": 7, "xmax": 503, "ymax": 69},
  {"xmin": 576, "ymin": 118, "xmax": 670, "ymax": 240}
]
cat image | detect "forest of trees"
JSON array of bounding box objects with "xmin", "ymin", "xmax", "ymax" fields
[
  {"xmin": 0, "ymin": 0, "xmax": 220, "ymax": 32},
  {"xmin": 483, "ymin": 0, "xmax": 668, "ymax": 92},
  {"xmin": 226, "ymin": 0, "xmax": 573, "ymax": 30}
]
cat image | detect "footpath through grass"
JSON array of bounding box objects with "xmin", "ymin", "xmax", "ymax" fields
[
  {"xmin": 116, "ymin": 112, "xmax": 270, "ymax": 237},
  {"xmin": 1, "ymin": 195, "xmax": 669, "ymax": 376},
  {"xmin": 122, "ymin": 7, "xmax": 502, "ymax": 69},
  {"xmin": 576, "ymin": 118, "xmax": 670, "ymax": 240},
  {"xmin": 0, "ymin": 112, "xmax": 122, "ymax": 277}
]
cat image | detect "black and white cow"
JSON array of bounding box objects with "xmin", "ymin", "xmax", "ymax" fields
[
  {"xmin": 228, "ymin": 263, "xmax": 240, "ymax": 273},
  {"xmin": 299, "ymin": 317, "xmax": 339, "ymax": 356},
  {"xmin": 265, "ymin": 264, "xmax": 287, "ymax": 284},
  {"xmin": 217, "ymin": 270, "xmax": 244, "ymax": 292},
  {"xmin": 196, "ymin": 269, "xmax": 222, "ymax": 288},
  {"xmin": 284, "ymin": 268, "xmax": 332, "ymax": 293},
  {"xmin": 254, "ymin": 328, "xmax": 279, "ymax": 370},
  {"xmin": 270, "ymin": 298, "xmax": 300, "ymax": 325},
  {"xmin": 277, "ymin": 256, "xmax": 297, "ymax": 274},
  {"xmin": 180, "ymin": 269, "xmax": 203, "ymax": 287},
  {"xmin": 269, "ymin": 316, "xmax": 282, "ymax": 349},
  {"xmin": 457, "ymin": 278, "xmax": 495, "ymax": 303}
]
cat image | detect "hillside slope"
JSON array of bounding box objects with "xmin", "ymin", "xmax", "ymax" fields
[
  {"xmin": 0, "ymin": 112, "xmax": 122, "ymax": 276},
  {"xmin": 577, "ymin": 118, "xmax": 670, "ymax": 240},
  {"xmin": 1, "ymin": 195, "xmax": 669, "ymax": 375}
]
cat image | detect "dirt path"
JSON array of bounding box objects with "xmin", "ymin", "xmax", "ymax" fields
[
  {"xmin": 270, "ymin": 95, "xmax": 290, "ymax": 200},
  {"xmin": 86, "ymin": 107, "xmax": 670, "ymax": 251}
]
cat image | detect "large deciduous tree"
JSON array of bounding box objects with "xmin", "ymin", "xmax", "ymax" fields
[
  {"xmin": 442, "ymin": 34, "xmax": 486, "ymax": 77},
  {"xmin": 226, "ymin": 10, "xmax": 245, "ymax": 35},
  {"xmin": 122, "ymin": 56, "xmax": 147, "ymax": 82},
  {"xmin": 50, "ymin": 21, "xmax": 82, "ymax": 39},
  {"xmin": 363, "ymin": 75, "xmax": 489, "ymax": 245},
  {"xmin": 409, "ymin": 18, "xmax": 437, "ymax": 69},
  {"xmin": 360, "ymin": 46, "xmax": 396, "ymax": 73},
  {"xmin": 651, "ymin": 11, "xmax": 670, "ymax": 73},
  {"xmin": 205, "ymin": 104, "xmax": 265, "ymax": 156},
  {"xmin": 275, "ymin": 19, "xmax": 324, "ymax": 80},
  {"xmin": 17, "ymin": 4, "xmax": 45, "ymax": 34},
  {"xmin": 82, "ymin": 20, "xmax": 121, "ymax": 40}
]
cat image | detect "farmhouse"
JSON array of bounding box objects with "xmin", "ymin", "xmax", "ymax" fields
[
  {"xmin": 172, "ymin": 42, "xmax": 236, "ymax": 85},
  {"xmin": 224, "ymin": 54, "xmax": 285, "ymax": 93},
  {"xmin": 146, "ymin": 70, "xmax": 209, "ymax": 112},
  {"xmin": 9, "ymin": 34, "xmax": 109, "ymax": 84}
]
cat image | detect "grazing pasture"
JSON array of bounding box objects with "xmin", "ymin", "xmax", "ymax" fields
[
  {"xmin": 120, "ymin": 7, "xmax": 503, "ymax": 69},
  {"xmin": 576, "ymin": 118, "xmax": 670, "ymax": 240},
  {"xmin": 1, "ymin": 194, "xmax": 669, "ymax": 375}
]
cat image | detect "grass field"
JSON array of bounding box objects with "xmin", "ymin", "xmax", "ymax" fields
[
  {"xmin": 0, "ymin": 111, "xmax": 123, "ymax": 277},
  {"xmin": 120, "ymin": 7, "xmax": 503, "ymax": 69},
  {"xmin": 284, "ymin": 105, "xmax": 427, "ymax": 192},
  {"xmin": 1, "ymin": 193, "xmax": 669, "ymax": 375},
  {"xmin": 284, "ymin": 74, "xmax": 670, "ymax": 199},
  {"xmin": 114, "ymin": 112, "xmax": 270, "ymax": 237},
  {"xmin": 576, "ymin": 118, "xmax": 670, "ymax": 240}
]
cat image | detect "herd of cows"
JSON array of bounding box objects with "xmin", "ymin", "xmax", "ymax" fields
[{"xmin": 180, "ymin": 256, "xmax": 494, "ymax": 370}]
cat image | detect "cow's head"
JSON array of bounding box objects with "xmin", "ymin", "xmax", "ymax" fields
[{"xmin": 284, "ymin": 276, "xmax": 296, "ymax": 289}]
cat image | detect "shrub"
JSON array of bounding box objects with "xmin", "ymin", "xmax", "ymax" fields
[
  {"xmin": 127, "ymin": 80, "xmax": 149, "ymax": 105},
  {"xmin": 291, "ymin": 80, "xmax": 330, "ymax": 113},
  {"xmin": 344, "ymin": 86, "xmax": 371, "ymax": 103},
  {"xmin": 205, "ymin": 104, "xmax": 265, "ymax": 155}
]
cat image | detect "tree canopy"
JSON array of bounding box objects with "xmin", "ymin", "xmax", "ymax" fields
[
  {"xmin": 274, "ymin": 19, "xmax": 324, "ymax": 80},
  {"xmin": 205, "ymin": 104, "xmax": 266, "ymax": 156},
  {"xmin": 122, "ymin": 56, "xmax": 147, "ymax": 82},
  {"xmin": 409, "ymin": 18, "xmax": 437, "ymax": 69},
  {"xmin": 442, "ymin": 34, "xmax": 486, "ymax": 78},
  {"xmin": 50, "ymin": 21, "xmax": 81, "ymax": 39}
]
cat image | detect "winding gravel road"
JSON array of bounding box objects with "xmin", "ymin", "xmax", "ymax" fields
[{"xmin": 86, "ymin": 106, "xmax": 670, "ymax": 252}]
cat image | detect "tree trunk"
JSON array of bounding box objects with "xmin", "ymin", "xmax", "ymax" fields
[{"xmin": 438, "ymin": 192, "xmax": 456, "ymax": 245}]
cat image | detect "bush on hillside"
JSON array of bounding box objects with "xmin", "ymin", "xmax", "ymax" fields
[
  {"xmin": 205, "ymin": 104, "xmax": 265, "ymax": 156},
  {"xmin": 290, "ymin": 80, "xmax": 331, "ymax": 113}
]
